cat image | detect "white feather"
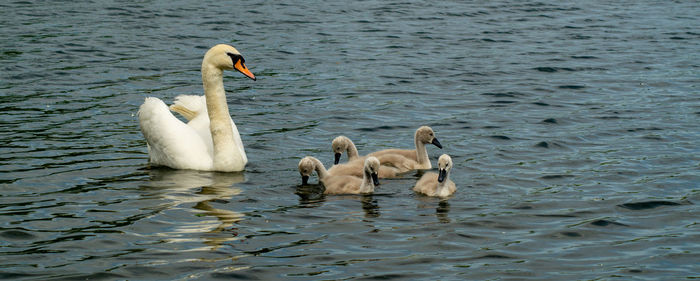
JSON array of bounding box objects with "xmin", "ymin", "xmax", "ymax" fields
[{"xmin": 138, "ymin": 97, "xmax": 214, "ymax": 170}]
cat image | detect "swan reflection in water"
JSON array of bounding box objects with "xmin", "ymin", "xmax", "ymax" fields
[
  {"xmin": 415, "ymin": 196, "xmax": 451, "ymax": 223},
  {"xmin": 294, "ymin": 184, "xmax": 382, "ymax": 219},
  {"xmin": 436, "ymin": 200, "xmax": 450, "ymax": 224},
  {"xmin": 361, "ymin": 195, "xmax": 380, "ymax": 218},
  {"xmin": 143, "ymin": 168, "xmax": 245, "ymax": 250}
]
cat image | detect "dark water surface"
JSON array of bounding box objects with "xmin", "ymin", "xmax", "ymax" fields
[{"xmin": 1, "ymin": 1, "xmax": 699, "ymax": 280}]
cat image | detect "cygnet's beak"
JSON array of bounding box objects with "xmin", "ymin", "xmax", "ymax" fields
[
  {"xmin": 432, "ymin": 138, "xmax": 443, "ymax": 149},
  {"xmin": 438, "ymin": 169, "xmax": 447, "ymax": 183},
  {"xmin": 371, "ymin": 173, "xmax": 379, "ymax": 186},
  {"xmin": 234, "ymin": 59, "xmax": 256, "ymax": 81},
  {"xmin": 334, "ymin": 153, "xmax": 342, "ymax": 165},
  {"xmin": 301, "ymin": 175, "xmax": 309, "ymax": 185}
]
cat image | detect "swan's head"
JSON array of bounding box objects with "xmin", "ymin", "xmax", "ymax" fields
[
  {"xmin": 332, "ymin": 136, "xmax": 351, "ymax": 164},
  {"xmin": 204, "ymin": 44, "xmax": 256, "ymax": 80},
  {"xmin": 437, "ymin": 154, "xmax": 452, "ymax": 183},
  {"xmin": 364, "ymin": 157, "xmax": 381, "ymax": 186},
  {"xmin": 416, "ymin": 126, "xmax": 442, "ymax": 149},
  {"xmin": 298, "ymin": 156, "xmax": 317, "ymax": 185}
]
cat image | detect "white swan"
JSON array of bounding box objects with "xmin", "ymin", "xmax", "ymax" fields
[
  {"xmin": 298, "ymin": 156, "xmax": 380, "ymax": 195},
  {"xmin": 138, "ymin": 44, "xmax": 255, "ymax": 172},
  {"xmin": 368, "ymin": 126, "xmax": 442, "ymax": 171},
  {"xmin": 413, "ymin": 154, "xmax": 456, "ymax": 197}
]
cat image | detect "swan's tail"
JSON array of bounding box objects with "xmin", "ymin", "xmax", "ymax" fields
[{"xmin": 169, "ymin": 95, "xmax": 206, "ymax": 121}]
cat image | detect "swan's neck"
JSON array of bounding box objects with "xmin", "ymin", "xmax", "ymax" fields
[
  {"xmin": 415, "ymin": 136, "xmax": 430, "ymax": 168},
  {"xmin": 346, "ymin": 139, "xmax": 360, "ymax": 161},
  {"xmin": 202, "ymin": 64, "xmax": 243, "ymax": 171},
  {"xmin": 436, "ymin": 172, "xmax": 451, "ymax": 196},
  {"xmin": 311, "ymin": 157, "xmax": 330, "ymax": 180},
  {"xmin": 359, "ymin": 170, "xmax": 375, "ymax": 193}
]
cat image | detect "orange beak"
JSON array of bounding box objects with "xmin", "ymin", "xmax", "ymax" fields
[{"xmin": 234, "ymin": 60, "xmax": 256, "ymax": 81}]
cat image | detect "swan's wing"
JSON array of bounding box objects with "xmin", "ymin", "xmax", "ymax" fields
[
  {"xmin": 413, "ymin": 172, "xmax": 438, "ymax": 195},
  {"xmin": 376, "ymin": 154, "xmax": 417, "ymax": 169},
  {"xmin": 369, "ymin": 149, "xmax": 417, "ymax": 161},
  {"xmin": 322, "ymin": 175, "xmax": 362, "ymax": 195},
  {"xmin": 187, "ymin": 114, "xmax": 214, "ymax": 156},
  {"xmin": 139, "ymin": 97, "xmax": 213, "ymax": 170},
  {"xmin": 169, "ymin": 95, "xmax": 206, "ymax": 121},
  {"xmin": 327, "ymin": 159, "xmax": 363, "ymax": 177}
]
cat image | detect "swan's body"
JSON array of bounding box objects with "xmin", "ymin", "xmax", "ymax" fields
[
  {"xmin": 168, "ymin": 95, "xmax": 246, "ymax": 163},
  {"xmin": 298, "ymin": 156, "xmax": 380, "ymax": 195},
  {"xmin": 328, "ymin": 156, "xmax": 400, "ymax": 178},
  {"xmin": 138, "ymin": 44, "xmax": 255, "ymax": 172},
  {"xmin": 414, "ymin": 154, "xmax": 456, "ymax": 197},
  {"xmin": 368, "ymin": 126, "xmax": 443, "ymax": 171}
]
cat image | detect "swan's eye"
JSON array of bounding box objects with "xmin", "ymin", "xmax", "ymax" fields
[{"xmin": 226, "ymin": 53, "xmax": 243, "ymax": 64}]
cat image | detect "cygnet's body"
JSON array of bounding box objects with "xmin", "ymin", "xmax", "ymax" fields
[
  {"xmin": 329, "ymin": 156, "xmax": 400, "ymax": 179},
  {"xmin": 413, "ymin": 154, "xmax": 456, "ymax": 197},
  {"xmin": 368, "ymin": 126, "xmax": 443, "ymax": 171},
  {"xmin": 298, "ymin": 156, "xmax": 380, "ymax": 195}
]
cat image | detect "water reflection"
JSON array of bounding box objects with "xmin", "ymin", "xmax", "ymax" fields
[
  {"xmin": 295, "ymin": 184, "xmax": 325, "ymax": 207},
  {"xmin": 294, "ymin": 184, "xmax": 383, "ymax": 219},
  {"xmin": 144, "ymin": 168, "xmax": 245, "ymax": 250},
  {"xmin": 436, "ymin": 200, "xmax": 451, "ymax": 224},
  {"xmin": 416, "ymin": 196, "xmax": 451, "ymax": 223},
  {"xmin": 361, "ymin": 195, "xmax": 380, "ymax": 218}
]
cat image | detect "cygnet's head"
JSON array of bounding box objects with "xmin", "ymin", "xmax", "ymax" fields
[
  {"xmin": 332, "ymin": 136, "xmax": 351, "ymax": 164},
  {"xmin": 298, "ymin": 156, "xmax": 317, "ymax": 185},
  {"xmin": 364, "ymin": 156, "xmax": 381, "ymax": 186},
  {"xmin": 437, "ymin": 154, "xmax": 453, "ymax": 183},
  {"xmin": 416, "ymin": 126, "xmax": 442, "ymax": 149},
  {"xmin": 203, "ymin": 44, "xmax": 256, "ymax": 80}
]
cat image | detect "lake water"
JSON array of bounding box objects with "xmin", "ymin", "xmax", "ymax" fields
[{"xmin": 1, "ymin": 0, "xmax": 699, "ymax": 280}]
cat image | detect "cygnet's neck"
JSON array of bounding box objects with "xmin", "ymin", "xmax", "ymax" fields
[
  {"xmin": 310, "ymin": 157, "xmax": 330, "ymax": 180},
  {"xmin": 359, "ymin": 169, "xmax": 375, "ymax": 193},
  {"xmin": 415, "ymin": 134, "xmax": 430, "ymax": 168},
  {"xmin": 202, "ymin": 63, "xmax": 242, "ymax": 171},
  {"xmin": 346, "ymin": 139, "xmax": 360, "ymax": 161}
]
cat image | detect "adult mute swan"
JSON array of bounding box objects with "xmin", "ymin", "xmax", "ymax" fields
[
  {"xmin": 298, "ymin": 156, "xmax": 380, "ymax": 195},
  {"xmin": 413, "ymin": 154, "xmax": 456, "ymax": 197},
  {"xmin": 138, "ymin": 44, "xmax": 255, "ymax": 172}
]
